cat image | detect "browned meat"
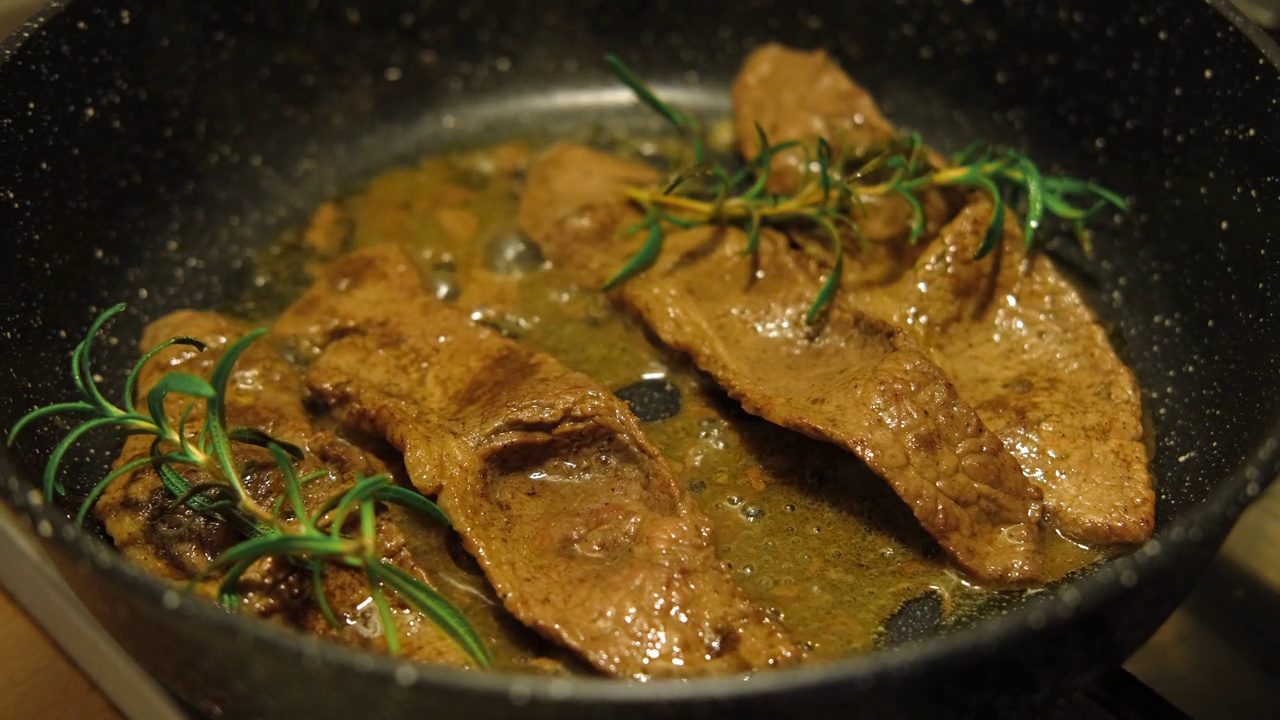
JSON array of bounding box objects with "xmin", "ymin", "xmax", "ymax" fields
[
  {"xmin": 729, "ymin": 43, "xmax": 1154, "ymax": 544},
  {"xmin": 732, "ymin": 43, "xmax": 895, "ymax": 194},
  {"xmin": 96, "ymin": 310, "xmax": 474, "ymax": 667},
  {"xmin": 514, "ymin": 140, "xmax": 946, "ymax": 292},
  {"xmin": 644, "ymin": 38, "xmax": 1152, "ymax": 548},
  {"xmin": 855, "ymin": 200, "xmax": 1155, "ymax": 544},
  {"xmin": 731, "ymin": 43, "xmax": 956, "ymax": 245},
  {"xmin": 519, "ymin": 143, "xmax": 1044, "ymax": 584},
  {"xmin": 620, "ymin": 227, "xmax": 1044, "ymax": 584},
  {"xmin": 517, "ymin": 142, "xmax": 659, "ymax": 287},
  {"xmin": 274, "ymin": 245, "xmax": 799, "ymax": 679}
]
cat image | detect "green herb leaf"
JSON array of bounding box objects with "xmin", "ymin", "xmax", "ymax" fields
[
  {"xmin": 805, "ymin": 217, "xmax": 845, "ymax": 323},
  {"xmin": 145, "ymin": 373, "xmax": 215, "ymax": 439},
  {"xmin": 228, "ymin": 428, "xmax": 305, "ymax": 460},
  {"xmin": 311, "ymin": 561, "xmax": 343, "ymax": 629},
  {"xmin": 72, "ymin": 303, "xmax": 127, "ymax": 412},
  {"xmin": 7, "ymin": 401, "xmax": 97, "ymax": 447},
  {"xmin": 75, "ymin": 454, "xmax": 172, "ymax": 525},
  {"xmin": 603, "ymin": 214, "xmax": 664, "ymax": 291},
  {"xmin": 373, "ymin": 485, "xmax": 450, "ymax": 527},
  {"xmin": 604, "ymin": 53, "xmax": 704, "ymax": 163},
  {"xmin": 126, "ymin": 336, "xmax": 206, "ymax": 414},
  {"xmin": 374, "ymin": 561, "xmax": 494, "ymax": 667}
]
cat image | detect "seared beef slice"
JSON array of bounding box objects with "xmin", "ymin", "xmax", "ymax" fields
[
  {"xmin": 731, "ymin": 43, "xmax": 955, "ymax": 245},
  {"xmin": 520, "ymin": 144, "xmax": 1044, "ymax": 585},
  {"xmin": 97, "ymin": 310, "xmax": 474, "ymax": 667},
  {"xmin": 868, "ymin": 201, "xmax": 1155, "ymax": 543},
  {"xmin": 732, "ymin": 43, "xmax": 895, "ymax": 194},
  {"xmin": 626, "ymin": 227, "xmax": 1047, "ymax": 584},
  {"xmin": 274, "ymin": 245, "xmax": 798, "ymax": 678},
  {"xmin": 733, "ymin": 43, "xmax": 1154, "ymax": 545}
]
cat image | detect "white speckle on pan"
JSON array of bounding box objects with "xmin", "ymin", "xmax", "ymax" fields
[
  {"xmin": 548, "ymin": 678, "xmax": 573, "ymax": 700},
  {"xmin": 393, "ymin": 663, "xmax": 418, "ymax": 687},
  {"xmin": 162, "ymin": 590, "xmax": 182, "ymax": 610},
  {"xmin": 508, "ymin": 681, "xmax": 534, "ymax": 706}
]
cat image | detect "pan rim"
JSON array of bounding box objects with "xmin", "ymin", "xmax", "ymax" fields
[{"xmin": 1, "ymin": 0, "xmax": 1278, "ymax": 707}]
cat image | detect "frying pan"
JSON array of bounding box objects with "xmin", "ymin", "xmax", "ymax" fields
[{"xmin": 1, "ymin": 0, "xmax": 1277, "ymax": 717}]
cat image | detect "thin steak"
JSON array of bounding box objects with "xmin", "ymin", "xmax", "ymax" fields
[
  {"xmin": 855, "ymin": 200, "xmax": 1155, "ymax": 543},
  {"xmin": 519, "ymin": 143, "xmax": 1044, "ymax": 585},
  {"xmin": 274, "ymin": 245, "xmax": 799, "ymax": 679},
  {"xmin": 732, "ymin": 43, "xmax": 896, "ymax": 194},
  {"xmin": 732, "ymin": 43, "xmax": 959, "ymax": 252},
  {"xmin": 624, "ymin": 226, "xmax": 1045, "ymax": 583},
  {"xmin": 732, "ymin": 43, "xmax": 1154, "ymax": 544}
]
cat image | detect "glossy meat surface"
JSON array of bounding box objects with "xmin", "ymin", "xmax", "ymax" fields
[
  {"xmin": 855, "ymin": 200, "xmax": 1155, "ymax": 543},
  {"xmin": 275, "ymin": 245, "xmax": 799, "ymax": 678}
]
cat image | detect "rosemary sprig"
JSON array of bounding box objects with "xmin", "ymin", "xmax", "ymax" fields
[
  {"xmin": 7, "ymin": 304, "xmax": 491, "ymax": 667},
  {"xmin": 605, "ymin": 53, "xmax": 705, "ymax": 165},
  {"xmin": 602, "ymin": 56, "xmax": 1128, "ymax": 322}
]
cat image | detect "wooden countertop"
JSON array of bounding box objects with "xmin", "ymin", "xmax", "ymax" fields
[{"xmin": 0, "ymin": 587, "xmax": 120, "ymax": 720}]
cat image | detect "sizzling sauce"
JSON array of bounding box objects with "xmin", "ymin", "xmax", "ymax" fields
[{"xmin": 240, "ymin": 139, "xmax": 1103, "ymax": 670}]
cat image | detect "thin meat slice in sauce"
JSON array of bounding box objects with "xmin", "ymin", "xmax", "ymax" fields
[
  {"xmin": 731, "ymin": 43, "xmax": 955, "ymax": 245},
  {"xmin": 96, "ymin": 310, "xmax": 475, "ymax": 667},
  {"xmin": 858, "ymin": 200, "xmax": 1155, "ymax": 543},
  {"xmin": 733, "ymin": 44, "xmax": 1154, "ymax": 544},
  {"xmin": 514, "ymin": 143, "xmax": 659, "ymax": 286},
  {"xmin": 520, "ymin": 144, "xmax": 1044, "ymax": 585},
  {"xmin": 622, "ymin": 228, "xmax": 1045, "ymax": 584},
  {"xmin": 273, "ymin": 245, "xmax": 799, "ymax": 679},
  {"xmin": 732, "ymin": 43, "xmax": 896, "ymax": 194}
]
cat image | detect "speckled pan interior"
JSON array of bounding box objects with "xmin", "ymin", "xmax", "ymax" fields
[{"xmin": 0, "ymin": 1, "xmax": 1277, "ymax": 718}]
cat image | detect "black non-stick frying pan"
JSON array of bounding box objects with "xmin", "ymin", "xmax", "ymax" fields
[{"xmin": 1, "ymin": 1, "xmax": 1278, "ymax": 717}]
